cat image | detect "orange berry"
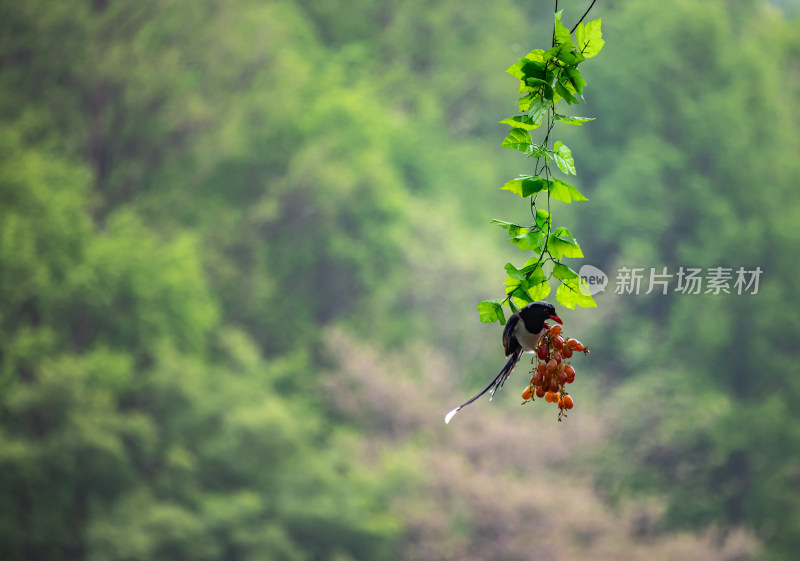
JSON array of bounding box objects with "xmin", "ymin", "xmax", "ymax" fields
[
  {"xmin": 562, "ymin": 395, "xmax": 574, "ymax": 409},
  {"xmin": 567, "ymin": 339, "xmax": 584, "ymax": 352},
  {"xmin": 549, "ymin": 324, "xmax": 562, "ymax": 337},
  {"xmin": 537, "ymin": 361, "xmax": 547, "ymax": 374},
  {"xmin": 522, "ymin": 386, "xmax": 534, "ymax": 400},
  {"xmin": 565, "ymin": 365, "xmax": 575, "ymax": 377}
]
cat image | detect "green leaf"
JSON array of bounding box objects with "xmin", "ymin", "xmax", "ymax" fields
[
  {"xmin": 505, "ymin": 262, "xmax": 547, "ymax": 304},
  {"xmin": 553, "ymin": 11, "xmax": 573, "ymax": 47},
  {"xmin": 519, "ymin": 77, "xmax": 546, "ymax": 92},
  {"xmin": 552, "ymin": 263, "xmax": 579, "ymax": 280},
  {"xmin": 506, "ymin": 63, "xmax": 524, "ymax": 80},
  {"xmin": 556, "ymin": 178, "xmax": 588, "ymax": 202},
  {"xmin": 505, "ymin": 264, "xmax": 550, "ymax": 304},
  {"xmin": 554, "ymin": 43, "xmax": 584, "ymax": 66},
  {"xmin": 565, "ymin": 67, "xmax": 587, "ymax": 95},
  {"xmin": 553, "ymin": 141, "xmax": 576, "ymax": 175},
  {"xmin": 521, "ymin": 259, "xmax": 547, "ymax": 283},
  {"xmin": 528, "ymin": 144, "xmax": 550, "ymax": 159},
  {"xmin": 506, "ymin": 261, "xmax": 549, "ymax": 305},
  {"xmin": 501, "ymin": 175, "xmax": 549, "ymax": 198},
  {"xmin": 535, "ymin": 209, "xmax": 551, "ymax": 231},
  {"xmin": 504, "ymin": 262, "xmax": 528, "ymax": 281},
  {"xmin": 527, "ymin": 96, "xmax": 550, "ymax": 124},
  {"xmin": 523, "ymin": 77, "xmax": 549, "ymax": 89},
  {"xmin": 499, "ymin": 115, "xmax": 542, "ymax": 131},
  {"xmin": 547, "ymin": 229, "xmax": 584, "ymax": 259},
  {"xmin": 524, "ymin": 78, "xmax": 554, "ymax": 99},
  {"xmin": 554, "ymin": 113, "xmax": 595, "ymax": 125},
  {"xmin": 548, "ymin": 178, "xmax": 571, "ymax": 203},
  {"xmin": 508, "ymin": 299, "xmax": 520, "ymax": 313},
  {"xmin": 509, "ymin": 286, "xmax": 534, "ymax": 305},
  {"xmin": 501, "ymin": 128, "xmax": 533, "ymax": 154},
  {"xmin": 477, "ymin": 299, "xmax": 506, "ymax": 324},
  {"xmin": 543, "ymin": 45, "xmax": 558, "ymax": 62},
  {"xmin": 504, "ymin": 273, "xmax": 533, "ymax": 303},
  {"xmin": 518, "ymin": 58, "xmax": 547, "ymax": 80},
  {"xmin": 523, "ymin": 49, "xmax": 546, "ymax": 63},
  {"xmin": 527, "ymin": 278, "xmax": 551, "ymax": 301},
  {"xmin": 489, "ymin": 219, "xmax": 520, "ymax": 230},
  {"xmin": 518, "ymin": 93, "xmax": 536, "ymax": 111},
  {"xmin": 492, "ymin": 220, "xmax": 540, "ymax": 245},
  {"xmin": 575, "ymin": 19, "xmax": 604, "ymax": 58},
  {"xmin": 510, "ymin": 230, "xmax": 543, "ymax": 251},
  {"xmin": 556, "ymin": 278, "xmax": 597, "ymax": 309},
  {"xmin": 548, "ymin": 179, "xmax": 587, "ymax": 203},
  {"xmin": 554, "ymin": 78, "xmax": 579, "ymax": 105},
  {"xmin": 553, "ymin": 226, "xmax": 578, "ymax": 242}
]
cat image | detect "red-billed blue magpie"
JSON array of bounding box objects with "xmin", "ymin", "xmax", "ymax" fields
[{"xmin": 445, "ymin": 301, "xmax": 563, "ymax": 423}]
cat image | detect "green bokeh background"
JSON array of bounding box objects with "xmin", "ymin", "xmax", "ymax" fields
[{"xmin": 1, "ymin": 0, "xmax": 798, "ymax": 559}]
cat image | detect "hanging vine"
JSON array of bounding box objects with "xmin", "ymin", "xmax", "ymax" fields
[{"xmin": 477, "ymin": 5, "xmax": 604, "ymax": 325}]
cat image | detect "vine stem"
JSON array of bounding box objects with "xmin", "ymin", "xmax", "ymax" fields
[
  {"xmin": 552, "ymin": 0, "xmax": 558, "ymax": 46},
  {"xmin": 570, "ymin": 0, "xmax": 598, "ymax": 33},
  {"xmin": 505, "ymin": 0, "xmax": 596, "ymax": 309}
]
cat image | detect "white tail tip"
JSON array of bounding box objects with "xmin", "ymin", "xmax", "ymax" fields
[{"xmin": 444, "ymin": 407, "xmax": 461, "ymax": 424}]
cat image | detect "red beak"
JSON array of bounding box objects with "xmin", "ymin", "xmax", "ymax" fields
[{"xmin": 549, "ymin": 314, "xmax": 563, "ymax": 325}]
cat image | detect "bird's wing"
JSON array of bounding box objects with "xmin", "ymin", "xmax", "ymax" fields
[{"xmin": 503, "ymin": 313, "xmax": 521, "ymax": 357}]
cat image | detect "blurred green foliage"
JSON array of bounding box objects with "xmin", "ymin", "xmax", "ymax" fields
[{"xmin": 0, "ymin": 0, "xmax": 798, "ymax": 560}]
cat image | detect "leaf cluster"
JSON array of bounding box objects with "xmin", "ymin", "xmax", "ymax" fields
[{"xmin": 478, "ymin": 11, "xmax": 603, "ymax": 323}]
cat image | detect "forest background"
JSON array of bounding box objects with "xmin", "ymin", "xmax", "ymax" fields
[{"xmin": 1, "ymin": 0, "xmax": 799, "ymax": 560}]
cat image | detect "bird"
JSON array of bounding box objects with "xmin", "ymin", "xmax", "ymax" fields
[{"xmin": 444, "ymin": 301, "xmax": 563, "ymax": 424}]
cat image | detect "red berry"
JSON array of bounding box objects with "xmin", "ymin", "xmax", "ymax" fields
[
  {"xmin": 553, "ymin": 336, "xmax": 564, "ymax": 350},
  {"xmin": 546, "ymin": 359, "xmax": 558, "ymax": 373},
  {"xmin": 535, "ymin": 386, "xmax": 546, "ymax": 398},
  {"xmin": 537, "ymin": 344, "xmax": 549, "ymax": 360},
  {"xmin": 562, "ymin": 346, "xmax": 573, "ymax": 359}
]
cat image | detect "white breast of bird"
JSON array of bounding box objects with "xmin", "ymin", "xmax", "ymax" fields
[{"xmin": 514, "ymin": 322, "xmax": 547, "ymax": 353}]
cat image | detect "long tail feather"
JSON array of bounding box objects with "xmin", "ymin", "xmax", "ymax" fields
[{"xmin": 444, "ymin": 349, "xmax": 523, "ymax": 424}]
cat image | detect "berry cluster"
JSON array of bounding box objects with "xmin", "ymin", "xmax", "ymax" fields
[{"xmin": 521, "ymin": 324, "xmax": 588, "ymax": 420}]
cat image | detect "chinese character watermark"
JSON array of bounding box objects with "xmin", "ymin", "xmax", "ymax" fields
[{"xmin": 577, "ymin": 265, "xmax": 763, "ymax": 296}]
